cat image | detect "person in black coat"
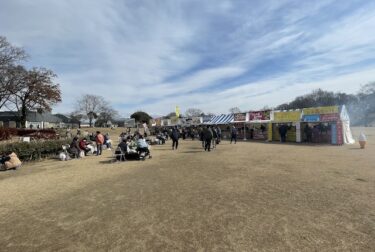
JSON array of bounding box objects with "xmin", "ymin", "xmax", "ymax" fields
[
  {"xmin": 171, "ymin": 126, "xmax": 180, "ymax": 150},
  {"xmin": 279, "ymin": 124, "xmax": 288, "ymax": 143},
  {"xmin": 203, "ymin": 126, "xmax": 213, "ymax": 151}
]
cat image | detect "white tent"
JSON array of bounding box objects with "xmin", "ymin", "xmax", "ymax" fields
[{"xmin": 340, "ymin": 105, "xmax": 355, "ymax": 144}]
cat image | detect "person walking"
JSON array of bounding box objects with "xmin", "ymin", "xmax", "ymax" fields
[
  {"xmin": 212, "ymin": 127, "xmax": 218, "ymax": 149},
  {"xmin": 216, "ymin": 126, "xmax": 222, "ymax": 144},
  {"xmin": 95, "ymin": 131, "xmax": 104, "ymax": 155},
  {"xmin": 203, "ymin": 126, "xmax": 213, "ymax": 151},
  {"xmin": 230, "ymin": 125, "xmax": 238, "ymax": 144},
  {"xmin": 171, "ymin": 126, "xmax": 180, "ymax": 150}
]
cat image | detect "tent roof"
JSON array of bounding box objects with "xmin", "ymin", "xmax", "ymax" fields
[{"xmin": 205, "ymin": 114, "xmax": 234, "ymax": 124}]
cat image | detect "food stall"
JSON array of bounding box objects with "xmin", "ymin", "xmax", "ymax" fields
[
  {"xmin": 246, "ymin": 110, "xmax": 272, "ymax": 140},
  {"xmin": 301, "ymin": 105, "xmax": 354, "ymax": 145},
  {"xmin": 272, "ymin": 110, "xmax": 302, "ymax": 142}
]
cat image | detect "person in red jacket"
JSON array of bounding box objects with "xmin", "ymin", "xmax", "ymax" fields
[
  {"xmin": 79, "ymin": 138, "xmax": 91, "ymax": 156},
  {"xmin": 95, "ymin": 131, "xmax": 104, "ymax": 156}
]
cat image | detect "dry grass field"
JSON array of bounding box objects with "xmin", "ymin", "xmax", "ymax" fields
[{"xmin": 0, "ymin": 127, "xmax": 374, "ymax": 251}]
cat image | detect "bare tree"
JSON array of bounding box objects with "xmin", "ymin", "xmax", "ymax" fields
[
  {"xmin": 0, "ymin": 36, "xmax": 27, "ymax": 69},
  {"xmin": 229, "ymin": 107, "xmax": 241, "ymax": 114},
  {"xmin": 76, "ymin": 94, "xmax": 107, "ymax": 127},
  {"xmin": 0, "ymin": 36, "xmax": 28, "ymax": 108},
  {"xmin": 95, "ymin": 102, "xmax": 119, "ymax": 127},
  {"xmin": 0, "ymin": 65, "xmax": 26, "ymax": 109},
  {"xmin": 8, "ymin": 67, "xmax": 61, "ymax": 127},
  {"xmin": 185, "ymin": 108, "xmax": 203, "ymax": 117}
]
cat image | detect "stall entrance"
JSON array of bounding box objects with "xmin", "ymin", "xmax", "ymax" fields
[
  {"xmin": 272, "ymin": 123, "xmax": 297, "ymax": 142},
  {"xmin": 301, "ymin": 122, "xmax": 333, "ymax": 144},
  {"xmin": 248, "ymin": 123, "xmax": 268, "ymax": 140}
]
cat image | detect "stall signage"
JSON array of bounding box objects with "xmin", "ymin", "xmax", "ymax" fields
[
  {"xmin": 274, "ymin": 111, "xmax": 301, "ymax": 122},
  {"xmin": 249, "ymin": 110, "xmax": 271, "ymax": 121},
  {"xmin": 234, "ymin": 113, "xmax": 247, "ymax": 122},
  {"xmin": 302, "ymin": 114, "xmax": 320, "ymax": 122},
  {"xmin": 303, "ymin": 106, "xmax": 339, "ymax": 115},
  {"xmin": 320, "ymin": 113, "xmax": 340, "ymax": 122}
]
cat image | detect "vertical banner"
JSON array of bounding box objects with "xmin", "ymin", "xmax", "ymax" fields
[
  {"xmin": 175, "ymin": 106, "xmax": 180, "ymax": 118},
  {"xmin": 296, "ymin": 122, "xmax": 301, "ymax": 142},
  {"xmin": 336, "ymin": 121, "xmax": 343, "ymax": 145},
  {"xmin": 331, "ymin": 123, "xmax": 337, "ymax": 145},
  {"xmin": 267, "ymin": 123, "xmax": 272, "ymax": 141}
]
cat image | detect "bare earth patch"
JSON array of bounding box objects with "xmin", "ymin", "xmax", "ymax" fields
[{"xmin": 0, "ymin": 127, "xmax": 374, "ymax": 251}]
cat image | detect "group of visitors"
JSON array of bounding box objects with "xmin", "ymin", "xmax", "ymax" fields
[
  {"xmin": 115, "ymin": 132, "xmax": 152, "ymax": 161},
  {"xmin": 199, "ymin": 125, "xmax": 222, "ymax": 151},
  {"xmin": 67, "ymin": 131, "xmax": 112, "ymax": 159}
]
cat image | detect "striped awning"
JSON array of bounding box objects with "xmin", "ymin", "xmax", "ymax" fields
[{"xmin": 204, "ymin": 114, "xmax": 234, "ymax": 124}]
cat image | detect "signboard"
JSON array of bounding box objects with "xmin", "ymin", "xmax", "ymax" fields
[
  {"xmin": 234, "ymin": 113, "xmax": 246, "ymax": 122},
  {"xmin": 249, "ymin": 110, "xmax": 271, "ymax": 121},
  {"xmin": 320, "ymin": 113, "xmax": 340, "ymax": 122},
  {"xmin": 303, "ymin": 106, "xmax": 339, "ymax": 115},
  {"xmin": 302, "ymin": 114, "xmax": 320, "ymax": 122},
  {"xmin": 274, "ymin": 111, "xmax": 301, "ymax": 122},
  {"xmin": 124, "ymin": 118, "xmax": 135, "ymax": 128}
]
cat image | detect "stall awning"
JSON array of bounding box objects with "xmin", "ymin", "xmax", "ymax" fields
[{"xmin": 205, "ymin": 114, "xmax": 234, "ymax": 124}]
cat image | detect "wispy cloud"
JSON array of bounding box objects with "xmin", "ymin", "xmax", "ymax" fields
[{"xmin": 0, "ymin": 0, "xmax": 374, "ymax": 116}]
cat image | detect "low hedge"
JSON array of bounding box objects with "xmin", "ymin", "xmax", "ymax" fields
[{"xmin": 0, "ymin": 138, "xmax": 72, "ymax": 161}]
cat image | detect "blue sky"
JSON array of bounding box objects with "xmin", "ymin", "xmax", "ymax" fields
[{"xmin": 1, "ymin": 0, "xmax": 375, "ymax": 116}]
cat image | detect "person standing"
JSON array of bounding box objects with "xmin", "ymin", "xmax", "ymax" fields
[
  {"xmin": 171, "ymin": 126, "xmax": 180, "ymax": 150},
  {"xmin": 216, "ymin": 126, "xmax": 222, "ymax": 144},
  {"xmin": 278, "ymin": 124, "xmax": 288, "ymax": 143},
  {"xmin": 230, "ymin": 125, "xmax": 238, "ymax": 144},
  {"xmin": 203, "ymin": 126, "xmax": 213, "ymax": 151},
  {"xmin": 212, "ymin": 127, "xmax": 218, "ymax": 149},
  {"xmin": 95, "ymin": 131, "xmax": 104, "ymax": 155}
]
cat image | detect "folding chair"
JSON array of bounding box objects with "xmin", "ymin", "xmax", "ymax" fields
[{"xmin": 112, "ymin": 147, "xmax": 126, "ymax": 162}]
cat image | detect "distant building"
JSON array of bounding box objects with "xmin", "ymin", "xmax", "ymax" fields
[{"xmin": 0, "ymin": 111, "xmax": 80, "ymax": 129}]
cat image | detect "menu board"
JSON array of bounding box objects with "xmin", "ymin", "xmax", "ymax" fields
[
  {"xmin": 249, "ymin": 110, "xmax": 271, "ymax": 121},
  {"xmin": 274, "ymin": 111, "xmax": 301, "ymax": 122},
  {"xmin": 234, "ymin": 113, "xmax": 247, "ymax": 122},
  {"xmin": 303, "ymin": 106, "xmax": 339, "ymax": 115},
  {"xmin": 320, "ymin": 113, "xmax": 340, "ymax": 122}
]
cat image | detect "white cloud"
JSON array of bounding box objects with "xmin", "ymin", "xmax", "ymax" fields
[{"xmin": 1, "ymin": 0, "xmax": 375, "ymax": 116}]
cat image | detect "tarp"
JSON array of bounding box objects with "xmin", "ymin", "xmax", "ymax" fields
[
  {"xmin": 205, "ymin": 114, "xmax": 234, "ymax": 124},
  {"xmin": 340, "ymin": 105, "xmax": 355, "ymax": 144}
]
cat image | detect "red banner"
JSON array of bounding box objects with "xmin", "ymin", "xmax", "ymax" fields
[
  {"xmin": 234, "ymin": 113, "xmax": 246, "ymax": 122},
  {"xmin": 320, "ymin": 113, "xmax": 340, "ymax": 122},
  {"xmin": 249, "ymin": 110, "xmax": 271, "ymax": 121},
  {"xmin": 336, "ymin": 121, "xmax": 343, "ymax": 145}
]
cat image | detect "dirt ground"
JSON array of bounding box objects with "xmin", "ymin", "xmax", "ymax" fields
[{"xmin": 0, "ymin": 127, "xmax": 374, "ymax": 251}]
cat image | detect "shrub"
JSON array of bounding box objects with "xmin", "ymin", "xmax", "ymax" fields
[
  {"xmin": 0, "ymin": 138, "xmax": 72, "ymax": 161},
  {"xmin": 0, "ymin": 128, "xmax": 17, "ymax": 140}
]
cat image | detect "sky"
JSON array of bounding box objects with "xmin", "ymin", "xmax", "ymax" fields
[{"xmin": 1, "ymin": 0, "xmax": 375, "ymax": 117}]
